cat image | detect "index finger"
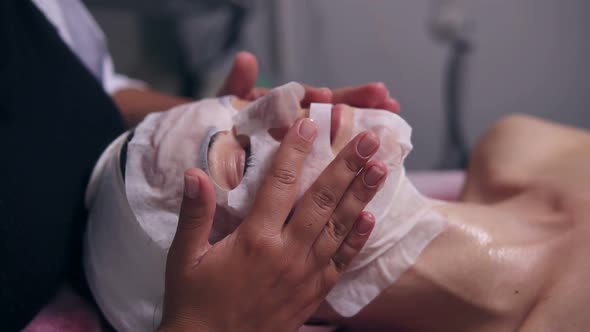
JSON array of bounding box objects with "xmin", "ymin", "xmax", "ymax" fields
[
  {"xmin": 247, "ymin": 84, "xmax": 333, "ymax": 106},
  {"xmin": 300, "ymin": 84, "xmax": 333, "ymax": 107},
  {"xmin": 332, "ymin": 83, "xmax": 400, "ymax": 113},
  {"xmin": 242, "ymin": 118, "xmax": 317, "ymax": 234}
]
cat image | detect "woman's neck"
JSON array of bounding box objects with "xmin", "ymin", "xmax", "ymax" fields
[{"xmin": 318, "ymin": 194, "xmax": 566, "ymax": 331}]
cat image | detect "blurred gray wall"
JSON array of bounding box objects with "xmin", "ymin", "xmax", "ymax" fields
[
  {"xmin": 91, "ymin": 0, "xmax": 590, "ymax": 169},
  {"xmin": 241, "ymin": 0, "xmax": 590, "ymax": 168}
]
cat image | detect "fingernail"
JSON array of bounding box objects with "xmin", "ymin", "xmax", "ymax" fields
[
  {"xmin": 298, "ymin": 118, "xmax": 317, "ymax": 141},
  {"xmin": 374, "ymin": 82, "xmax": 386, "ymax": 90},
  {"xmin": 355, "ymin": 213, "xmax": 375, "ymax": 235},
  {"xmin": 357, "ymin": 132, "xmax": 379, "ymax": 158},
  {"xmin": 363, "ymin": 164, "xmax": 386, "ymax": 187},
  {"xmin": 184, "ymin": 173, "xmax": 200, "ymax": 199}
]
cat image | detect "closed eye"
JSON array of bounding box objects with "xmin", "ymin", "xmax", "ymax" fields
[
  {"xmin": 207, "ymin": 130, "xmax": 252, "ymax": 190},
  {"xmin": 243, "ymin": 143, "xmax": 253, "ymax": 175}
]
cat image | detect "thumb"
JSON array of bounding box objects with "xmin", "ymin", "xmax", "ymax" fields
[
  {"xmin": 170, "ymin": 168, "xmax": 216, "ymax": 260},
  {"xmin": 218, "ymin": 51, "xmax": 258, "ymax": 98}
]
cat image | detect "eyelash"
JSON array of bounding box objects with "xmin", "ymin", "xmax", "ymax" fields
[{"xmin": 244, "ymin": 144, "xmax": 254, "ymax": 175}]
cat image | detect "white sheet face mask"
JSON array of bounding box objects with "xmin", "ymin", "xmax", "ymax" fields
[
  {"xmin": 85, "ymin": 82, "xmax": 448, "ymax": 331},
  {"xmin": 214, "ymin": 101, "xmax": 413, "ymax": 233},
  {"xmin": 207, "ymin": 82, "xmax": 310, "ymax": 240},
  {"xmin": 208, "ymin": 84, "xmax": 414, "ymax": 242}
]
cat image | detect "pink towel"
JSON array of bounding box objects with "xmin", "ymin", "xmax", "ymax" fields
[{"xmin": 22, "ymin": 286, "xmax": 102, "ymax": 332}]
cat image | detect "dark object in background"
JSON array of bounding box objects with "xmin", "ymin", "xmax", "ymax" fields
[
  {"xmin": 439, "ymin": 38, "xmax": 471, "ymax": 169},
  {"xmin": 87, "ymin": 0, "xmax": 254, "ymax": 98},
  {"xmin": 175, "ymin": 3, "xmax": 249, "ymax": 98},
  {"xmin": 0, "ymin": 1, "xmax": 124, "ymax": 330},
  {"xmin": 429, "ymin": 0, "xmax": 471, "ymax": 169}
]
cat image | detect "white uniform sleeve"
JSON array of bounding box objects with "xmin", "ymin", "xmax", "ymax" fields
[{"xmin": 35, "ymin": 0, "xmax": 149, "ymax": 96}]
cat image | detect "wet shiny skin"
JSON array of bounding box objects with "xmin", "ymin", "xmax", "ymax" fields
[{"xmin": 316, "ymin": 114, "xmax": 590, "ymax": 332}]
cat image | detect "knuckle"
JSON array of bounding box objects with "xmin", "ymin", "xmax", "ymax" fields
[
  {"xmin": 177, "ymin": 214, "xmax": 206, "ymax": 231},
  {"xmin": 289, "ymin": 137, "xmax": 312, "ymax": 155},
  {"xmin": 351, "ymin": 186, "xmax": 373, "ymax": 204},
  {"xmin": 324, "ymin": 216, "xmax": 349, "ymax": 243},
  {"xmin": 271, "ymin": 166, "xmax": 298, "ymax": 188},
  {"xmin": 241, "ymin": 233, "xmax": 275, "ymax": 256},
  {"xmin": 331, "ymin": 256, "xmax": 348, "ymax": 272},
  {"xmin": 344, "ymin": 235, "xmax": 365, "ymax": 251},
  {"xmin": 311, "ymin": 186, "xmax": 338, "ymax": 213},
  {"xmin": 242, "ymin": 236, "xmax": 263, "ymax": 255},
  {"xmin": 334, "ymin": 242, "xmax": 358, "ymax": 270},
  {"xmin": 346, "ymin": 243, "xmax": 363, "ymax": 259},
  {"xmin": 180, "ymin": 206, "xmax": 205, "ymax": 220},
  {"xmin": 342, "ymin": 156, "xmax": 362, "ymax": 174}
]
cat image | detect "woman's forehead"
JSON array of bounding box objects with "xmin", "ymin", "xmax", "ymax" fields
[
  {"xmin": 140, "ymin": 98, "xmax": 235, "ymax": 172},
  {"xmin": 155, "ymin": 98, "xmax": 234, "ymax": 139}
]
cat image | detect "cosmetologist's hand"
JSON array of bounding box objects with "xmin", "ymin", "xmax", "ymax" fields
[
  {"xmin": 159, "ymin": 118, "xmax": 387, "ymax": 332},
  {"xmin": 218, "ymin": 51, "xmax": 400, "ymax": 113}
]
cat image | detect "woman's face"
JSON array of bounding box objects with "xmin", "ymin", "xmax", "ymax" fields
[
  {"xmin": 125, "ymin": 85, "xmax": 411, "ymax": 245},
  {"xmin": 207, "ymin": 97, "xmax": 355, "ymax": 190}
]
